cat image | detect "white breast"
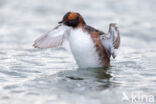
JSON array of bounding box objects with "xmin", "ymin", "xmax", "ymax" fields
[{"xmin": 68, "ymin": 28, "xmax": 102, "ymax": 68}]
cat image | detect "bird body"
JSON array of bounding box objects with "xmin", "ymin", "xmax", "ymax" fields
[
  {"xmin": 33, "ymin": 12, "xmax": 120, "ymax": 68},
  {"xmin": 68, "ymin": 28, "xmax": 102, "ymax": 68}
]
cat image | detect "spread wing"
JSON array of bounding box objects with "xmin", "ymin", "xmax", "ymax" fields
[
  {"xmin": 100, "ymin": 23, "xmax": 120, "ymax": 58},
  {"xmin": 33, "ymin": 25, "xmax": 69, "ymax": 49}
]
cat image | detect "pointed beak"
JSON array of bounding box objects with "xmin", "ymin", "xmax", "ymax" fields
[{"xmin": 58, "ymin": 20, "xmax": 64, "ymax": 24}]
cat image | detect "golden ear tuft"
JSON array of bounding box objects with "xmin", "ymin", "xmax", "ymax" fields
[{"xmin": 68, "ymin": 12, "xmax": 78, "ymax": 20}]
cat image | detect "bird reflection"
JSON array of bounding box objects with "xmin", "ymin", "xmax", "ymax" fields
[{"xmin": 56, "ymin": 67, "xmax": 113, "ymax": 91}]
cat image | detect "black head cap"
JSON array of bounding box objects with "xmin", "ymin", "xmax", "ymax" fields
[{"xmin": 59, "ymin": 12, "xmax": 86, "ymax": 27}]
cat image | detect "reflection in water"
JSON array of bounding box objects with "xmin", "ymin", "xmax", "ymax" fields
[{"xmin": 56, "ymin": 68, "xmax": 113, "ymax": 91}]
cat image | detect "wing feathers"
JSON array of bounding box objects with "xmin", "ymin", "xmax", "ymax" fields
[
  {"xmin": 33, "ymin": 34, "xmax": 64, "ymax": 49},
  {"xmin": 101, "ymin": 23, "xmax": 120, "ymax": 58},
  {"xmin": 33, "ymin": 25, "xmax": 68, "ymax": 49},
  {"xmin": 109, "ymin": 23, "xmax": 120, "ymax": 49}
]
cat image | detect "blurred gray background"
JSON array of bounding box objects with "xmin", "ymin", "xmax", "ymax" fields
[{"xmin": 0, "ymin": 0, "xmax": 156, "ymax": 104}]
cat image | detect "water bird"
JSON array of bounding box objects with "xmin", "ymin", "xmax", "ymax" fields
[{"xmin": 33, "ymin": 12, "xmax": 120, "ymax": 68}]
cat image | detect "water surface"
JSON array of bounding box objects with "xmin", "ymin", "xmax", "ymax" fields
[{"xmin": 0, "ymin": 0, "xmax": 156, "ymax": 104}]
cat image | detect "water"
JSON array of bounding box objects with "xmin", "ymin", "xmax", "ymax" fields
[{"xmin": 0, "ymin": 0, "xmax": 156, "ymax": 104}]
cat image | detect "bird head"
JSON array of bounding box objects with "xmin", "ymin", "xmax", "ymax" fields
[{"xmin": 58, "ymin": 12, "xmax": 86, "ymax": 28}]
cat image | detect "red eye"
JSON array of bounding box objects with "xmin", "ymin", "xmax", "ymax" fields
[{"xmin": 66, "ymin": 18, "xmax": 70, "ymax": 22}]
